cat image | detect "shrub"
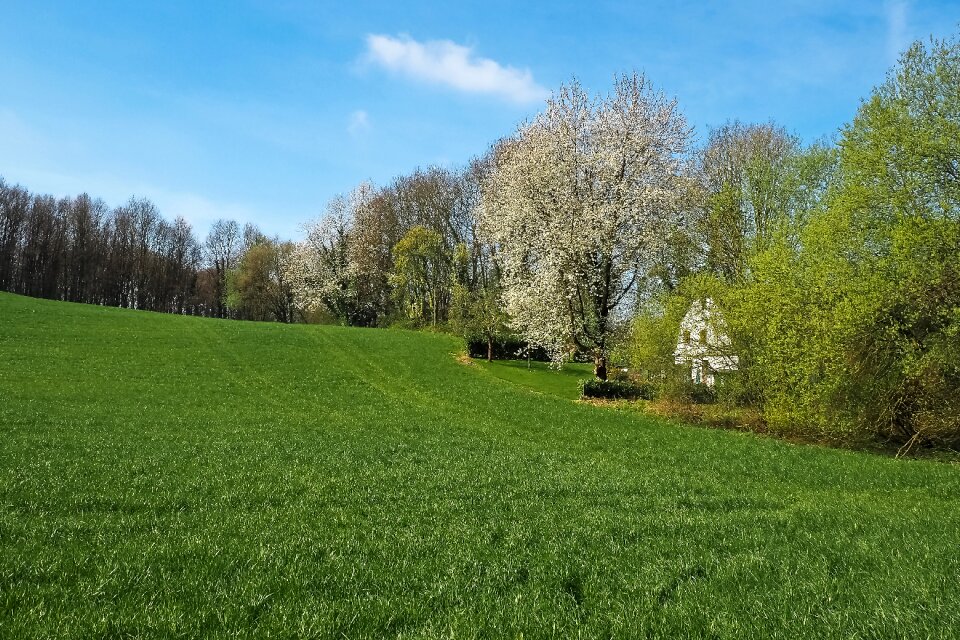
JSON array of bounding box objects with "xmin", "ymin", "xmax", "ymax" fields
[
  {"xmin": 660, "ymin": 378, "xmax": 717, "ymax": 405},
  {"xmin": 713, "ymin": 371, "xmax": 754, "ymax": 407},
  {"xmin": 579, "ymin": 379, "xmax": 655, "ymax": 401}
]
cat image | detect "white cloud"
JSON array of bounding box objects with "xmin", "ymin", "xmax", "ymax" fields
[
  {"xmin": 886, "ymin": 0, "xmax": 910, "ymax": 63},
  {"xmin": 364, "ymin": 34, "xmax": 549, "ymax": 105},
  {"xmin": 347, "ymin": 109, "xmax": 371, "ymax": 136}
]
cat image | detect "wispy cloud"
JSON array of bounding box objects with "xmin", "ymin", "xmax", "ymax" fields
[
  {"xmin": 347, "ymin": 109, "xmax": 371, "ymax": 136},
  {"xmin": 886, "ymin": 0, "xmax": 911, "ymax": 63},
  {"xmin": 364, "ymin": 34, "xmax": 549, "ymax": 105}
]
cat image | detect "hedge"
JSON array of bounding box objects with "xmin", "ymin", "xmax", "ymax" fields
[{"xmin": 579, "ymin": 379, "xmax": 655, "ymax": 401}]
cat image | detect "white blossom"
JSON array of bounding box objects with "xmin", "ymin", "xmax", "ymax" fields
[
  {"xmin": 479, "ymin": 73, "xmax": 691, "ymax": 371},
  {"xmin": 284, "ymin": 184, "xmax": 375, "ymax": 317}
]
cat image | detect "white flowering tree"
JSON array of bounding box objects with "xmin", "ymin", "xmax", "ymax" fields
[
  {"xmin": 284, "ymin": 185, "xmax": 378, "ymax": 325},
  {"xmin": 284, "ymin": 196, "xmax": 353, "ymax": 318},
  {"xmin": 479, "ymin": 73, "xmax": 691, "ymax": 379}
]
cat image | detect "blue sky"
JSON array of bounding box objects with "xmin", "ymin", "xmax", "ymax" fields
[{"xmin": 1, "ymin": 1, "xmax": 958, "ymax": 239}]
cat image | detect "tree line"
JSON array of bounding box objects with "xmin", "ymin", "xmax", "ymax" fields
[
  {"xmin": 0, "ymin": 187, "xmax": 200, "ymax": 313},
  {"xmin": 1, "ymin": 32, "xmax": 957, "ymax": 446},
  {"xmin": 0, "ymin": 183, "xmax": 298, "ymax": 322},
  {"xmin": 284, "ymin": 164, "xmax": 499, "ymax": 332}
]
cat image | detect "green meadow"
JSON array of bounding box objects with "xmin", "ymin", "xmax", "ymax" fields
[
  {"xmin": 476, "ymin": 359, "xmax": 594, "ymax": 401},
  {"xmin": 1, "ymin": 291, "xmax": 959, "ymax": 638}
]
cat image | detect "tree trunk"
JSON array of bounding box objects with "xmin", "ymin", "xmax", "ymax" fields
[
  {"xmin": 487, "ymin": 335, "xmax": 493, "ymax": 362},
  {"xmin": 594, "ymin": 354, "xmax": 607, "ymax": 381}
]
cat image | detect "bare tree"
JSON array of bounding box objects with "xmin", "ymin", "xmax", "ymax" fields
[
  {"xmin": 204, "ymin": 219, "xmax": 241, "ymax": 317},
  {"xmin": 696, "ymin": 122, "xmax": 799, "ymax": 281}
]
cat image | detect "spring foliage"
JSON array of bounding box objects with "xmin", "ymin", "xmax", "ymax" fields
[
  {"xmin": 739, "ymin": 36, "xmax": 960, "ymax": 443},
  {"xmin": 616, "ymin": 36, "xmax": 960, "ymax": 445},
  {"xmin": 650, "ymin": 36, "xmax": 960, "ymax": 445}
]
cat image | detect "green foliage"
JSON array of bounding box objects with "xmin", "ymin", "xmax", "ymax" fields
[
  {"xmin": 579, "ymin": 378, "xmax": 655, "ymax": 400},
  {"xmin": 225, "ymin": 239, "xmax": 295, "ymax": 323},
  {"xmin": 728, "ymin": 35, "xmax": 960, "ymax": 444},
  {"xmin": 450, "ymin": 281, "xmax": 509, "ymax": 358},
  {"xmin": 726, "ymin": 224, "xmax": 838, "ymax": 434},
  {"xmin": 390, "ymin": 226, "xmax": 452, "ymax": 327},
  {"xmin": 832, "ymin": 38, "xmax": 960, "ymax": 442}
]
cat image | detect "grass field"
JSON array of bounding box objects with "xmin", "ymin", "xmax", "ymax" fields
[
  {"xmin": 2, "ymin": 292, "xmax": 960, "ymax": 638},
  {"xmin": 475, "ymin": 359, "xmax": 594, "ymax": 400}
]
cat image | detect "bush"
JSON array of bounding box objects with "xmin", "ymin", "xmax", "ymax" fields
[
  {"xmin": 713, "ymin": 371, "xmax": 755, "ymax": 407},
  {"xmin": 579, "ymin": 379, "xmax": 655, "ymax": 401},
  {"xmin": 661, "ymin": 378, "xmax": 717, "ymax": 404}
]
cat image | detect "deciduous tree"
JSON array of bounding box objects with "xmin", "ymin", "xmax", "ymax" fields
[
  {"xmin": 390, "ymin": 226, "xmax": 452, "ymax": 326},
  {"xmin": 480, "ymin": 73, "xmax": 691, "ymax": 379}
]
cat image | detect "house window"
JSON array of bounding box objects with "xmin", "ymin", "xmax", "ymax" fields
[
  {"xmin": 683, "ymin": 329, "xmax": 691, "ymax": 344},
  {"xmin": 699, "ymin": 329, "xmax": 707, "ymax": 344}
]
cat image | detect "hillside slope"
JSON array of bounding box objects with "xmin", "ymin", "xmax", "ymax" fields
[{"xmin": 1, "ymin": 292, "xmax": 959, "ymax": 638}]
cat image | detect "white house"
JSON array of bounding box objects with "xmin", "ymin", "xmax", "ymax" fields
[{"xmin": 674, "ymin": 298, "xmax": 739, "ymax": 386}]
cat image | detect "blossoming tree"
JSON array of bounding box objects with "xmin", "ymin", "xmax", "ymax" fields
[{"xmin": 479, "ymin": 73, "xmax": 691, "ymax": 379}]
